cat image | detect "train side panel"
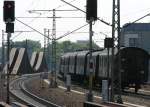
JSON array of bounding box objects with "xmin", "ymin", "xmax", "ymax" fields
[{"xmin": 68, "ymin": 53, "xmax": 77, "ymax": 74}]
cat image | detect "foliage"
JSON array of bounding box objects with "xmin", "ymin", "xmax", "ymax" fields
[
  {"xmin": 0, "ymin": 40, "xmax": 101, "ymax": 70},
  {"xmin": 12, "ymin": 40, "xmax": 41, "ymax": 52}
]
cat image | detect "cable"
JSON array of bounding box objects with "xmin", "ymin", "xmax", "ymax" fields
[
  {"xmin": 56, "ymin": 23, "xmax": 88, "ymax": 40},
  {"xmin": 16, "ymin": 18, "xmax": 51, "ymax": 40},
  {"xmin": 15, "ymin": 18, "xmax": 88, "ymax": 41},
  {"xmin": 55, "ymin": 0, "xmax": 77, "ymax": 9},
  {"xmin": 60, "ymin": 0, "xmax": 112, "ymax": 26},
  {"xmin": 15, "ymin": 0, "xmax": 44, "ymax": 38},
  {"xmin": 123, "ymin": 12, "xmax": 150, "ymax": 28},
  {"xmin": 16, "ymin": 16, "xmax": 84, "ymax": 18},
  {"xmin": 11, "ymin": 32, "xmax": 22, "ymax": 40}
]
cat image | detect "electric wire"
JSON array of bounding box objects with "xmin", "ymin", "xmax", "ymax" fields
[
  {"xmin": 55, "ymin": 0, "xmax": 77, "ymax": 9},
  {"xmin": 16, "ymin": 18, "xmax": 89, "ymax": 41},
  {"xmin": 60, "ymin": 0, "xmax": 112, "ymax": 26},
  {"xmin": 16, "ymin": 18, "xmax": 51, "ymax": 40},
  {"xmin": 14, "ymin": 0, "xmax": 78, "ymax": 40},
  {"xmin": 56, "ymin": 23, "xmax": 88, "ymax": 40}
]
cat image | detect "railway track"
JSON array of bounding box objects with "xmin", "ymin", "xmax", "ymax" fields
[
  {"xmin": 9, "ymin": 73, "xmax": 149, "ymax": 107},
  {"xmin": 57, "ymin": 75, "xmax": 150, "ymax": 106},
  {"xmin": 123, "ymin": 90, "xmax": 150, "ymax": 100},
  {"xmin": 59, "ymin": 75, "xmax": 150, "ymax": 100},
  {"xmin": 9, "ymin": 74, "xmax": 61, "ymax": 107},
  {"xmin": 44, "ymin": 79, "xmax": 148, "ymax": 107}
]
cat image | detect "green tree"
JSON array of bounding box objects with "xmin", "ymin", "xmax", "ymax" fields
[{"xmin": 12, "ymin": 40, "xmax": 41, "ymax": 51}]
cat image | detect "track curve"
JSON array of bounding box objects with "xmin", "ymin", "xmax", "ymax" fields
[{"xmin": 10, "ymin": 74, "xmax": 61, "ymax": 107}]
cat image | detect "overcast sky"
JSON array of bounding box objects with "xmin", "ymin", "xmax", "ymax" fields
[{"xmin": 0, "ymin": 0, "xmax": 150, "ymax": 47}]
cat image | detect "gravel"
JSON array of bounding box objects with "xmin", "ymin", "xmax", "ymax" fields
[{"xmin": 25, "ymin": 76, "xmax": 150, "ymax": 107}]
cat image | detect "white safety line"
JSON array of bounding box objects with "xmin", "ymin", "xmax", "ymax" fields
[
  {"xmin": 129, "ymin": 88, "xmax": 150, "ymax": 93},
  {"xmin": 124, "ymin": 102, "xmax": 146, "ymax": 107},
  {"xmin": 58, "ymin": 86, "xmax": 85, "ymax": 95},
  {"xmin": 44, "ymin": 79, "xmax": 147, "ymax": 107},
  {"xmin": 139, "ymin": 89, "xmax": 150, "ymax": 93}
]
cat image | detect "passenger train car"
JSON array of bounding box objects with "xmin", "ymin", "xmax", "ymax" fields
[{"xmin": 59, "ymin": 47, "xmax": 149, "ymax": 92}]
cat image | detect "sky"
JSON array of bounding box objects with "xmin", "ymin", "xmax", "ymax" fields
[{"xmin": 0, "ymin": 0, "xmax": 150, "ymax": 47}]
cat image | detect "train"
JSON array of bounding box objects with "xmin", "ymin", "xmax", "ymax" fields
[{"xmin": 59, "ymin": 47, "xmax": 149, "ymax": 92}]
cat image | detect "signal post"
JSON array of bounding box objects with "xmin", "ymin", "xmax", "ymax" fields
[
  {"xmin": 86, "ymin": 0, "xmax": 97, "ymax": 102},
  {"xmin": 3, "ymin": 0, "xmax": 15, "ymax": 104}
]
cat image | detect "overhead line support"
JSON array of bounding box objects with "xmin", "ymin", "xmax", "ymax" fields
[{"xmin": 111, "ymin": 0, "xmax": 122, "ymax": 103}]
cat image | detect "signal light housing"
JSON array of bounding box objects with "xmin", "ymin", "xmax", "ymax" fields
[
  {"xmin": 86, "ymin": 0, "xmax": 97, "ymax": 21},
  {"xmin": 6, "ymin": 23, "xmax": 14, "ymax": 33},
  {"xmin": 3, "ymin": 1, "xmax": 15, "ymax": 22}
]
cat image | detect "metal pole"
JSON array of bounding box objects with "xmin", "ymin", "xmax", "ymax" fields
[
  {"xmin": 47, "ymin": 29, "xmax": 50, "ymax": 70},
  {"xmin": 50, "ymin": 9, "xmax": 57, "ymax": 87},
  {"xmin": 6, "ymin": 32, "xmax": 11, "ymax": 104},
  {"xmin": 1, "ymin": 30, "xmax": 5, "ymax": 101},
  {"xmin": 107, "ymin": 48, "xmax": 110, "ymax": 101},
  {"xmin": 111, "ymin": 0, "xmax": 122, "ymax": 103},
  {"xmin": 87, "ymin": 19, "xmax": 93, "ymax": 102},
  {"xmin": 2, "ymin": 30, "xmax": 5, "ymax": 68},
  {"xmin": 54, "ymin": 39, "xmax": 57, "ymax": 85},
  {"xmin": 111, "ymin": 0, "xmax": 115, "ymax": 101},
  {"xmin": 44, "ymin": 28, "xmax": 47, "ymax": 55},
  {"xmin": 117, "ymin": 0, "xmax": 122, "ymax": 103}
]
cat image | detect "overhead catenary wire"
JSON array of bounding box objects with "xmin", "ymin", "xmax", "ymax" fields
[
  {"xmin": 123, "ymin": 12, "xmax": 150, "ymax": 28},
  {"xmin": 16, "ymin": 18, "xmax": 51, "ymax": 40},
  {"xmin": 29, "ymin": 9, "xmax": 78, "ymax": 12},
  {"xmin": 55, "ymin": 0, "xmax": 77, "ymax": 9},
  {"xmin": 16, "ymin": 16, "xmax": 84, "ymax": 18},
  {"xmin": 17, "ymin": 8, "xmax": 81, "ymax": 38},
  {"xmin": 16, "ymin": 18, "xmax": 88, "ymax": 42},
  {"xmin": 60, "ymin": 0, "xmax": 112, "ymax": 26},
  {"xmin": 15, "ymin": 0, "xmax": 44, "ymax": 38},
  {"xmin": 56, "ymin": 23, "xmax": 88, "ymax": 40},
  {"xmin": 11, "ymin": 31, "xmax": 35, "ymax": 40}
]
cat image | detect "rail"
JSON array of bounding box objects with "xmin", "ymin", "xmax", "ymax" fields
[{"xmin": 9, "ymin": 75, "xmax": 61, "ymax": 107}]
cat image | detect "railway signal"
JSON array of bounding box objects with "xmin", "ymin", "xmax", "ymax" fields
[
  {"xmin": 3, "ymin": 0, "xmax": 15, "ymax": 104},
  {"xmin": 3, "ymin": 1, "xmax": 15, "ymax": 22},
  {"xmin": 104, "ymin": 38, "xmax": 113, "ymax": 101},
  {"xmin": 86, "ymin": 0, "xmax": 97, "ymax": 102},
  {"xmin": 86, "ymin": 0, "xmax": 97, "ymax": 21},
  {"xmin": 6, "ymin": 23, "xmax": 14, "ymax": 33}
]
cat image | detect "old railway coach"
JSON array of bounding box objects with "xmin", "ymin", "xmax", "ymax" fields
[{"xmin": 59, "ymin": 47, "xmax": 149, "ymax": 92}]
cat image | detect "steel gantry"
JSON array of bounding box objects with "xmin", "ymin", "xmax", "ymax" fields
[{"xmin": 111, "ymin": 0, "xmax": 122, "ymax": 103}]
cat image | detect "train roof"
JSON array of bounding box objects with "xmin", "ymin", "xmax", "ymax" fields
[
  {"xmin": 77, "ymin": 51, "xmax": 89, "ymax": 56},
  {"xmin": 69, "ymin": 51, "xmax": 78, "ymax": 57},
  {"xmin": 61, "ymin": 51, "xmax": 79, "ymax": 58},
  {"xmin": 61, "ymin": 53, "xmax": 71, "ymax": 58},
  {"xmin": 119, "ymin": 47, "xmax": 149, "ymax": 56},
  {"xmin": 60, "ymin": 47, "xmax": 149, "ymax": 59},
  {"xmin": 97, "ymin": 48, "xmax": 118, "ymax": 56},
  {"xmin": 122, "ymin": 23, "xmax": 150, "ymax": 32}
]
